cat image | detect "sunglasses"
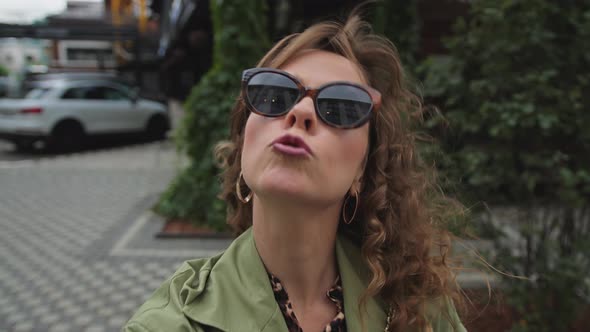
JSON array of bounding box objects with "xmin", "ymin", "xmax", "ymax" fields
[{"xmin": 241, "ymin": 68, "xmax": 381, "ymax": 129}]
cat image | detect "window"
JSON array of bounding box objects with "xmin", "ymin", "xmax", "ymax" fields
[
  {"xmin": 102, "ymin": 87, "xmax": 128, "ymax": 100},
  {"xmin": 61, "ymin": 86, "xmax": 128, "ymax": 100},
  {"xmin": 66, "ymin": 48, "xmax": 114, "ymax": 62},
  {"xmin": 25, "ymin": 88, "xmax": 51, "ymax": 99},
  {"xmin": 61, "ymin": 87, "xmax": 88, "ymax": 99},
  {"xmin": 84, "ymin": 87, "xmax": 104, "ymax": 100}
]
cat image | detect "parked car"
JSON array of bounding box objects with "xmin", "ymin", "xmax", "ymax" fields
[
  {"xmin": 0, "ymin": 78, "xmax": 169, "ymax": 151},
  {"xmin": 20, "ymin": 71, "xmax": 134, "ymax": 97}
]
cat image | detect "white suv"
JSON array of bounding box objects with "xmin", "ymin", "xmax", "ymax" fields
[{"xmin": 0, "ymin": 79, "xmax": 169, "ymax": 151}]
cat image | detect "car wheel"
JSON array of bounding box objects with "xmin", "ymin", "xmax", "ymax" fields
[
  {"xmin": 145, "ymin": 115, "xmax": 169, "ymax": 141},
  {"xmin": 50, "ymin": 121, "xmax": 86, "ymax": 152}
]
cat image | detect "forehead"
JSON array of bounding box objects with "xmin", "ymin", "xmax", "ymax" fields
[{"xmin": 279, "ymin": 50, "xmax": 367, "ymax": 87}]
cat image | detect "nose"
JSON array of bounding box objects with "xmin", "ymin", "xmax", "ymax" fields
[{"xmin": 284, "ymin": 96, "xmax": 318, "ymax": 132}]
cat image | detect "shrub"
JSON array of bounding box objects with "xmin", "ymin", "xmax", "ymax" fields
[
  {"xmin": 154, "ymin": 0, "xmax": 270, "ymax": 230},
  {"xmin": 0, "ymin": 64, "xmax": 9, "ymax": 76},
  {"xmin": 421, "ymin": 1, "xmax": 590, "ymax": 330}
]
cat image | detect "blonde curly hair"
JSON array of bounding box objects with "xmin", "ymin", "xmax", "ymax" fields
[{"xmin": 215, "ymin": 14, "xmax": 464, "ymax": 332}]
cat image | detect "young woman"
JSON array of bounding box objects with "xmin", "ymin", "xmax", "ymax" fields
[{"xmin": 124, "ymin": 14, "xmax": 466, "ymax": 332}]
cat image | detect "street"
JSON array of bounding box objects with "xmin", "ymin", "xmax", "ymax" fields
[
  {"xmin": 0, "ymin": 141, "xmax": 41, "ymax": 162},
  {"xmin": 0, "ymin": 139, "xmax": 232, "ymax": 332}
]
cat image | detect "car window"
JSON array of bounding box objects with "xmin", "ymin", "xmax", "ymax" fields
[
  {"xmin": 61, "ymin": 85, "xmax": 131, "ymax": 100},
  {"xmin": 61, "ymin": 87, "xmax": 88, "ymax": 99},
  {"xmin": 102, "ymin": 87, "xmax": 129, "ymax": 100},
  {"xmin": 83, "ymin": 87, "xmax": 105, "ymax": 100},
  {"xmin": 25, "ymin": 88, "xmax": 51, "ymax": 99}
]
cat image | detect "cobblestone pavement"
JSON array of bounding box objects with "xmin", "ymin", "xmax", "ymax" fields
[{"xmin": 0, "ymin": 140, "xmax": 232, "ymax": 332}]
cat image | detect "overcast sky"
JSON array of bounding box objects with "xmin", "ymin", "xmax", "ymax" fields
[{"xmin": 0, "ymin": 0, "xmax": 100, "ymax": 24}]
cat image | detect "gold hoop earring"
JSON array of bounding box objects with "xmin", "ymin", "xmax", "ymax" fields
[
  {"xmin": 342, "ymin": 190, "xmax": 359, "ymax": 225},
  {"xmin": 236, "ymin": 171, "xmax": 252, "ymax": 203}
]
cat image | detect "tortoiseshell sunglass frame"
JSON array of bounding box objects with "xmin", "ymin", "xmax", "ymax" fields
[{"xmin": 241, "ymin": 67, "xmax": 382, "ymax": 129}]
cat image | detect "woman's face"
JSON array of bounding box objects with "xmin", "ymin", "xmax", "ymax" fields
[{"xmin": 241, "ymin": 50, "xmax": 370, "ymax": 207}]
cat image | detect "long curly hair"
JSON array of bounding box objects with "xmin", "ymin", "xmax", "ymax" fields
[{"xmin": 215, "ymin": 14, "xmax": 464, "ymax": 332}]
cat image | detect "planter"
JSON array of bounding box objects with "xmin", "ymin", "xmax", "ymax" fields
[{"xmin": 156, "ymin": 218, "xmax": 233, "ymax": 239}]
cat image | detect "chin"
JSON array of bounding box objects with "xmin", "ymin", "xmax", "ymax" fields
[
  {"xmin": 254, "ymin": 173, "xmax": 312, "ymax": 202},
  {"xmin": 260, "ymin": 177, "xmax": 307, "ymax": 196}
]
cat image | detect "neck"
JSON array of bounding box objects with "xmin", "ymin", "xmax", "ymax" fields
[{"xmin": 252, "ymin": 195, "xmax": 341, "ymax": 308}]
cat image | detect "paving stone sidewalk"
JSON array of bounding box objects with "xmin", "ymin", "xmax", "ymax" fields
[{"xmin": 0, "ymin": 141, "xmax": 231, "ymax": 332}]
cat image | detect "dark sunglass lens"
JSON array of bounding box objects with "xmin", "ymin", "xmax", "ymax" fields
[
  {"xmin": 247, "ymin": 72, "xmax": 299, "ymax": 116},
  {"xmin": 317, "ymin": 85, "xmax": 372, "ymax": 127}
]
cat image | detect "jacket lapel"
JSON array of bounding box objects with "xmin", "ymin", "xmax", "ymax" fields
[
  {"xmin": 337, "ymin": 235, "xmax": 388, "ymax": 332},
  {"xmin": 182, "ymin": 228, "xmax": 288, "ymax": 332},
  {"xmin": 182, "ymin": 228, "xmax": 387, "ymax": 332}
]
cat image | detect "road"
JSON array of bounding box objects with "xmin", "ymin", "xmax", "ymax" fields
[
  {"xmin": 0, "ymin": 139, "xmax": 231, "ymax": 332},
  {"xmin": 0, "ymin": 141, "xmax": 39, "ymax": 161}
]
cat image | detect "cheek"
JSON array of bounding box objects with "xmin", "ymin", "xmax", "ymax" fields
[
  {"xmin": 241, "ymin": 117, "xmax": 257, "ymax": 167},
  {"xmin": 241, "ymin": 115, "xmax": 268, "ymax": 175},
  {"xmin": 321, "ymin": 127, "xmax": 369, "ymax": 192},
  {"xmin": 334, "ymin": 128, "xmax": 369, "ymax": 170}
]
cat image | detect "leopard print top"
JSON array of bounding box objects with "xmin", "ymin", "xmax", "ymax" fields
[{"xmin": 268, "ymin": 273, "xmax": 346, "ymax": 332}]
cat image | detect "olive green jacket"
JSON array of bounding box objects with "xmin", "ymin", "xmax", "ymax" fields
[{"xmin": 123, "ymin": 228, "xmax": 466, "ymax": 332}]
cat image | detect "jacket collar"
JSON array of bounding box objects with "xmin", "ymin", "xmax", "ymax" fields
[
  {"xmin": 182, "ymin": 228, "xmax": 387, "ymax": 332},
  {"xmin": 337, "ymin": 235, "xmax": 388, "ymax": 331}
]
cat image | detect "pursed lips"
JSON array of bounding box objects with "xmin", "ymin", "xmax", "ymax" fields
[{"xmin": 270, "ymin": 134, "xmax": 313, "ymax": 157}]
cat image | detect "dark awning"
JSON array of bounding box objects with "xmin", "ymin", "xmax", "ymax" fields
[{"xmin": 0, "ymin": 23, "xmax": 138, "ymax": 41}]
